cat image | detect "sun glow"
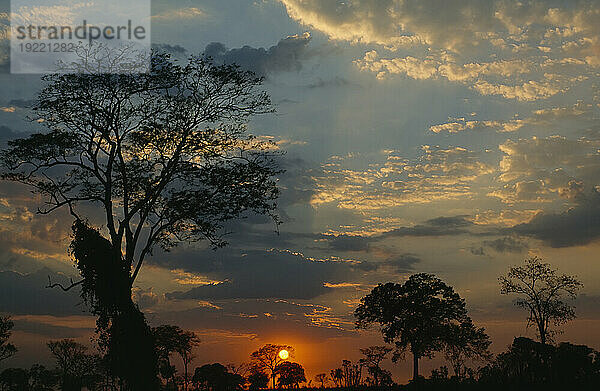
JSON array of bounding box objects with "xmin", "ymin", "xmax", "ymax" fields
[{"xmin": 278, "ymin": 349, "xmax": 289, "ymax": 360}]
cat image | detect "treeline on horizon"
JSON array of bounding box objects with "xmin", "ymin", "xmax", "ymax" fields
[{"xmin": 1, "ymin": 257, "xmax": 599, "ymax": 391}]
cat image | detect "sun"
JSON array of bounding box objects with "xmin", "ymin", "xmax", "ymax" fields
[{"xmin": 278, "ymin": 349, "xmax": 289, "ymax": 360}]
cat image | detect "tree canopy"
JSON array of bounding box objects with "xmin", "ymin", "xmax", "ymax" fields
[
  {"xmin": 0, "ymin": 52, "xmax": 281, "ymax": 289},
  {"xmin": 249, "ymin": 344, "xmax": 294, "ymax": 389},
  {"xmin": 355, "ymin": 273, "xmax": 490, "ymax": 381},
  {"xmin": 274, "ymin": 362, "xmax": 306, "ymax": 389},
  {"xmin": 0, "ymin": 316, "xmax": 17, "ymax": 364}
]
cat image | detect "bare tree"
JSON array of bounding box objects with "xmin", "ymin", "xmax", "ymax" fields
[{"xmin": 499, "ymin": 257, "xmax": 583, "ymax": 344}]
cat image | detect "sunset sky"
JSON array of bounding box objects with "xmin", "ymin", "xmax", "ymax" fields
[{"xmin": 1, "ymin": 0, "xmax": 600, "ymax": 384}]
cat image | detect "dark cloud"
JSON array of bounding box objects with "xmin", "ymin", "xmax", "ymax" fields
[
  {"xmin": 470, "ymin": 247, "xmax": 486, "ymax": 256},
  {"xmin": 322, "ymin": 234, "xmax": 371, "ymax": 252},
  {"xmin": 0, "ymin": 125, "xmax": 20, "ymax": 142},
  {"xmin": 316, "ymin": 215, "xmax": 476, "ymax": 254},
  {"xmin": 277, "ymin": 156, "xmax": 319, "ymax": 207},
  {"xmin": 511, "ymin": 191, "xmax": 600, "ymax": 247},
  {"xmin": 203, "ymin": 33, "xmax": 312, "ymax": 76},
  {"xmin": 0, "ymin": 269, "xmax": 85, "ymax": 316},
  {"xmin": 307, "ymin": 77, "xmax": 353, "ymax": 89},
  {"xmin": 151, "ymin": 43, "xmax": 188, "ymax": 57},
  {"xmin": 160, "ymin": 248, "xmax": 361, "ymax": 300},
  {"xmin": 12, "ymin": 318, "xmax": 92, "ymax": 338},
  {"xmin": 482, "ymin": 236, "xmax": 528, "ymax": 253},
  {"xmin": 160, "ymin": 244, "xmax": 420, "ymax": 301},
  {"xmin": 382, "ymin": 215, "xmax": 473, "ymax": 238},
  {"xmin": 380, "ymin": 254, "xmax": 421, "ymax": 273},
  {"xmin": 7, "ymin": 99, "xmax": 34, "ymax": 108}
]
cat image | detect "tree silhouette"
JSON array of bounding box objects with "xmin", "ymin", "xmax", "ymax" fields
[
  {"xmin": 330, "ymin": 360, "xmax": 362, "ymax": 388},
  {"xmin": 192, "ymin": 363, "xmax": 244, "ymax": 391},
  {"xmin": 443, "ymin": 319, "xmax": 491, "ymax": 378},
  {"xmin": 355, "ymin": 273, "xmax": 488, "ymax": 381},
  {"xmin": 250, "ymin": 344, "xmax": 294, "ymax": 388},
  {"xmin": 329, "ymin": 368, "xmax": 343, "ymax": 388},
  {"xmin": 0, "ymin": 367, "xmax": 29, "ymax": 390},
  {"xmin": 47, "ymin": 339, "xmax": 89, "ymax": 391},
  {"xmin": 29, "ymin": 364, "xmax": 59, "ymax": 391},
  {"xmin": 499, "ymin": 257, "xmax": 583, "ymax": 344},
  {"xmin": 150, "ymin": 325, "xmax": 200, "ymax": 390},
  {"xmin": 175, "ymin": 330, "xmax": 200, "ymax": 391},
  {"xmin": 359, "ymin": 345, "xmax": 393, "ymax": 386},
  {"xmin": 69, "ymin": 220, "xmax": 159, "ymax": 390},
  {"xmin": 247, "ymin": 369, "xmax": 269, "ymax": 391},
  {"xmin": 0, "ymin": 316, "xmax": 17, "ymax": 365},
  {"xmin": 152, "ymin": 324, "xmax": 182, "ymax": 388},
  {"xmin": 0, "ymin": 52, "xmax": 281, "ymax": 388},
  {"xmin": 313, "ymin": 373, "xmax": 328, "ymax": 388},
  {"xmin": 479, "ymin": 336, "xmax": 600, "ymax": 387},
  {"xmin": 274, "ymin": 362, "xmax": 305, "ymax": 389}
]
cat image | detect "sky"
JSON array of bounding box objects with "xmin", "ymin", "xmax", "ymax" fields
[{"xmin": 1, "ymin": 0, "xmax": 600, "ymax": 384}]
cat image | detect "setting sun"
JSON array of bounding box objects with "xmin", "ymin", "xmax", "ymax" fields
[{"xmin": 278, "ymin": 349, "xmax": 289, "ymax": 360}]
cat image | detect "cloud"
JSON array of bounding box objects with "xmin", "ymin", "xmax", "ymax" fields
[
  {"xmin": 152, "ymin": 7, "xmax": 205, "ymax": 20},
  {"xmin": 132, "ymin": 287, "xmax": 159, "ymax": 310},
  {"xmin": 0, "ymin": 269, "xmax": 85, "ymax": 316},
  {"xmin": 151, "ymin": 43, "xmax": 187, "ymax": 57},
  {"xmin": 279, "ymin": 1, "xmax": 600, "ymax": 101},
  {"xmin": 379, "ymin": 254, "xmax": 421, "ymax": 272},
  {"xmin": 429, "ymin": 101, "xmax": 592, "ymax": 134},
  {"xmin": 382, "ymin": 216, "xmax": 474, "ymax": 238},
  {"xmin": 429, "ymin": 119, "xmax": 522, "ymax": 134},
  {"xmin": 157, "ymin": 248, "xmax": 367, "ymax": 300},
  {"xmin": 355, "ymin": 51, "xmax": 438, "ymax": 80},
  {"xmin": 320, "ymin": 234, "xmax": 371, "ymax": 252},
  {"xmin": 472, "ymin": 77, "xmax": 571, "ymax": 101},
  {"xmin": 489, "ymin": 136, "xmax": 600, "ymax": 204},
  {"xmin": 311, "ymin": 146, "xmax": 493, "ymax": 211},
  {"xmin": 11, "ymin": 315, "xmax": 94, "ymax": 338},
  {"xmin": 356, "ymin": 51, "xmax": 585, "ymax": 101},
  {"xmin": 307, "ymin": 76, "xmax": 353, "ymax": 89},
  {"xmin": 511, "ymin": 190, "xmax": 600, "ymax": 247},
  {"xmin": 482, "ymin": 236, "xmax": 528, "ymax": 253},
  {"xmin": 203, "ymin": 32, "xmax": 312, "ymax": 77},
  {"xmin": 153, "ymin": 300, "xmax": 353, "ymax": 342},
  {"xmin": 6, "ymin": 99, "xmax": 34, "ymax": 108},
  {"xmin": 278, "ymin": 0, "xmax": 501, "ymax": 51}
]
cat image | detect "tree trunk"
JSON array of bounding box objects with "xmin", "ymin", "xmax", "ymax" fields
[
  {"xmin": 539, "ymin": 323, "xmax": 547, "ymax": 345},
  {"xmin": 412, "ymin": 353, "xmax": 419, "ymax": 381},
  {"xmin": 183, "ymin": 358, "xmax": 189, "ymax": 391}
]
